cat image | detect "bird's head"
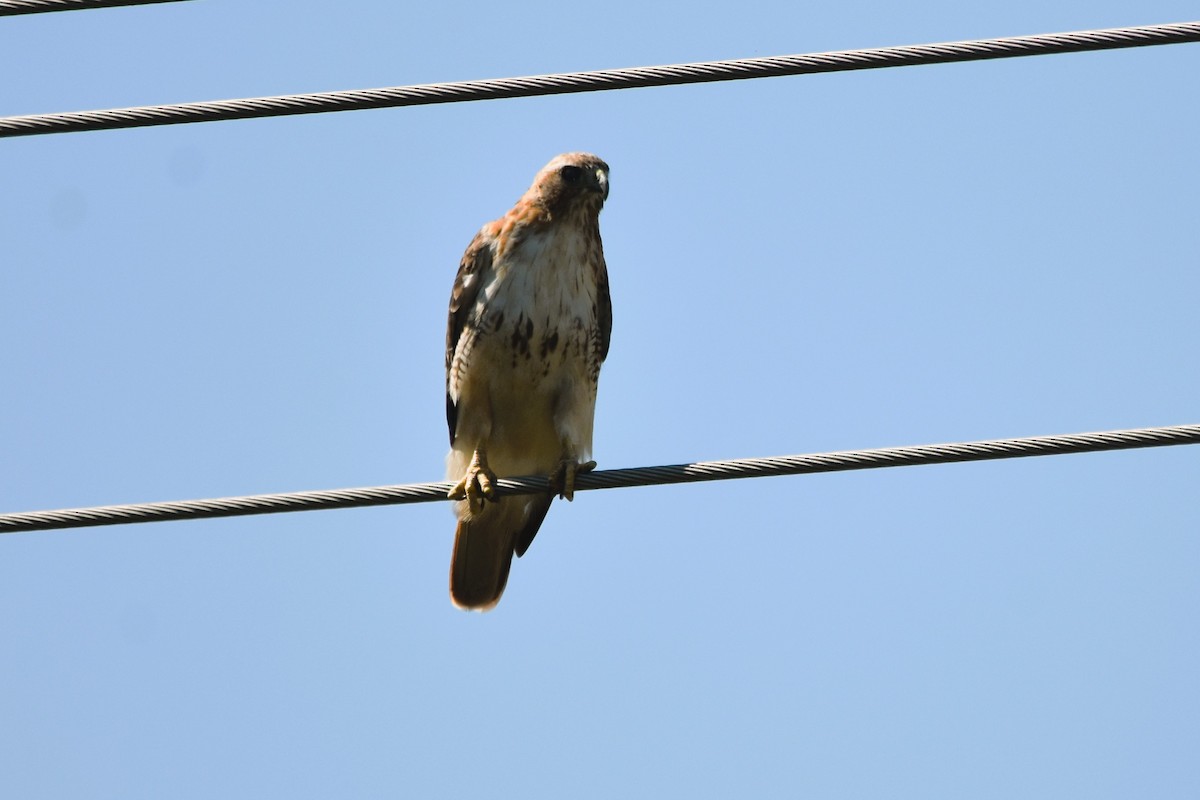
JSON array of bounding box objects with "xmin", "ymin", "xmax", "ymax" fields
[{"xmin": 529, "ymin": 152, "xmax": 610, "ymax": 218}]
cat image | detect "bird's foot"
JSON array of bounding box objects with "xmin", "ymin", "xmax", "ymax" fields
[
  {"xmin": 549, "ymin": 458, "xmax": 596, "ymax": 502},
  {"xmin": 448, "ymin": 449, "xmax": 497, "ymax": 513}
]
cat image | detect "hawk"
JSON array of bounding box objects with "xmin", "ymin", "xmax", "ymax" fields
[{"xmin": 444, "ymin": 152, "xmax": 612, "ymax": 610}]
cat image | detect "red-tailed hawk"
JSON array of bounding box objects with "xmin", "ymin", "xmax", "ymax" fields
[{"xmin": 444, "ymin": 152, "xmax": 612, "ymax": 610}]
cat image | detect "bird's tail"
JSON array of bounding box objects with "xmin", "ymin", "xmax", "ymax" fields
[{"xmin": 450, "ymin": 494, "xmax": 553, "ymax": 610}]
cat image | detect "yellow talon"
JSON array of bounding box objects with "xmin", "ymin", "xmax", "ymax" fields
[
  {"xmin": 549, "ymin": 458, "xmax": 596, "ymax": 502},
  {"xmin": 448, "ymin": 449, "xmax": 497, "ymax": 512}
]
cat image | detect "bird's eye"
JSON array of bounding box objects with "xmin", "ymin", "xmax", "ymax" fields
[{"xmin": 559, "ymin": 165, "xmax": 583, "ymax": 184}]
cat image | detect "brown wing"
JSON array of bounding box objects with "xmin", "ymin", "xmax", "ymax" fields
[
  {"xmin": 445, "ymin": 230, "xmax": 493, "ymax": 445},
  {"xmin": 513, "ymin": 495, "xmax": 554, "ymax": 558},
  {"xmin": 595, "ymin": 253, "xmax": 613, "ymax": 363}
]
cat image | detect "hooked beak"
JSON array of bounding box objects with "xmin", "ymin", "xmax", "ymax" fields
[{"xmin": 592, "ymin": 168, "xmax": 609, "ymax": 200}]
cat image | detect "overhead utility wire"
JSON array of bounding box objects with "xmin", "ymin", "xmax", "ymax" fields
[
  {"xmin": 2, "ymin": 21, "xmax": 1198, "ymax": 137},
  {"xmin": 0, "ymin": 0, "xmax": 190, "ymax": 16},
  {"xmin": 2, "ymin": 424, "xmax": 1197, "ymax": 534}
]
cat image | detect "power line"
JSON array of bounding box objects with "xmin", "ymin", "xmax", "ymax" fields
[
  {"xmin": 0, "ymin": 0, "xmax": 190, "ymax": 16},
  {"xmin": 2, "ymin": 21, "xmax": 1198, "ymax": 138},
  {"xmin": 2, "ymin": 423, "xmax": 1196, "ymax": 534}
]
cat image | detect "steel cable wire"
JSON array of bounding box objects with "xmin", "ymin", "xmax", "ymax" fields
[
  {"xmin": 0, "ymin": 0, "xmax": 190, "ymax": 16},
  {"xmin": 2, "ymin": 423, "xmax": 1197, "ymax": 534},
  {"xmin": 2, "ymin": 21, "xmax": 1198, "ymax": 136}
]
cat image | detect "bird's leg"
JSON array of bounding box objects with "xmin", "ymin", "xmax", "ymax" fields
[
  {"xmin": 448, "ymin": 447, "xmax": 497, "ymax": 512},
  {"xmin": 548, "ymin": 441, "xmax": 596, "ymax": 502}
]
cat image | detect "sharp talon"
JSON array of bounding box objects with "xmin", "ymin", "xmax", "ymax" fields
[
  {"xmin": 549, "ymin": 457, "xmax": 595, "ymax": 502},
  {"xmin": 449, "ymin": 450, "xmax": 497, "ymax": 512},
  {"xmin": 477, "ymin": 470, "xmax": 495, "ymax": 499}
]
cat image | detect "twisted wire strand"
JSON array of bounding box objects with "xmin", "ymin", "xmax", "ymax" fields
[
  {"xmin": 2, "ymin": 22, "xmax": 1198, "ymax": 137},
  {"xmin": 0, "ymin": 0, "xmax": 189, "ymax": 16},
  {"xmin": 2, "ymin": 424, "xmax": 1197, "ymax": 534}
]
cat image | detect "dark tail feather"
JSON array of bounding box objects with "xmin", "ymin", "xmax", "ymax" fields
[
  {"xmin": 450, "ymin": 518, "xmax": 516, "ymax": 611},
  {"xmin": 449, "ymin": 495, "xmax": 553, "ymax": 610}
]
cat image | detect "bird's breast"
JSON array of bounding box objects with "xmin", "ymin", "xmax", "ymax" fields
[{"xmin": 475, "ymin": 227, "xmax": 600, "ymax": 381}]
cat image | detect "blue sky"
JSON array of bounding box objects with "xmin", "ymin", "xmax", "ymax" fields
[{"xmin": 2, "ymin": 2, "xmax": 1198, "ymax": 797}]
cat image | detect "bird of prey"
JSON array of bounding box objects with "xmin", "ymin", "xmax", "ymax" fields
[{"xmin": 444, "ymin": 152, "xmax": 612, "ymax": 610}]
